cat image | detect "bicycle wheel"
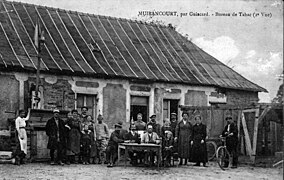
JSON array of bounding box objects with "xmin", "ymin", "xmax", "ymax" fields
[
  {"xmin": 216, "ymin": 146, "xmax": 229, "ymax": 170},
  {"xmin": 206, "ymin": 141, "xmax": 217, "ymax": 161}
]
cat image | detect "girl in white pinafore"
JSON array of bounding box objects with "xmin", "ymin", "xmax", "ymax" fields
[{"xmin": 15, "ymin": 108, "xmax": 31, "ymax": 165}]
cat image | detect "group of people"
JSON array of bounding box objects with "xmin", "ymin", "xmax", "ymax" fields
[
  {"xmin": 130, "ymin": 112, "xmax": 209, "ymax": 167},
  {"xmin": 14, "ymin": 108, "xmax": 238, "ymax": 169},
  {"xmin": 45, "ymin": 107, "xmax": 110, "ymax": 165}
]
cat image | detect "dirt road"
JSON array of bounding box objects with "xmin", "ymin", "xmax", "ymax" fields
[{"xmin": 0, "ymin": 162, "xmax": 282, "ymax": 180}]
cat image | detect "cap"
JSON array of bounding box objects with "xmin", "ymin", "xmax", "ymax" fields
[
  {"xmin": 225, "ymin": 116, "xmax": 233, "ymax": 120},
  {"xmin": 194, "ymin": 114, "xmax": 201, "ymax": 120},
  {"xmin": 150, "ymin": 114, "xmax": 156, "ymax": 118},
  {"xmin": 165, "ymin": 130, "xmax": 172, "ymax": 136},
  {"xmin": 53, "ymin": 109, "xmax": 60, "ymax": 113},
  {"xmin": 170, "ymin": 112, "xmax": 177, "ymax": 116}
]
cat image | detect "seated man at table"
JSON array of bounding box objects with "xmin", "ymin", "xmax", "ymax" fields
[
  {"xmin": 125, "ymin": 123, "xmax": 140, "ymax": 165},
  {"xmin": 106, "ymin": 123, "xmax": 125, "ymax": 167},
  {"xmin": 142, "ymin": 124, "xmax": 160, "ymax": 166}
]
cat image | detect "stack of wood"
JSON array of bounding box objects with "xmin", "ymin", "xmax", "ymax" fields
[
  {"xmin": 0, "ymin": 151, "xmax": 15, "ymax": 164},
  {"xmin": 0, "ymin": 129, "xmax": 15, "ymax": 164}
]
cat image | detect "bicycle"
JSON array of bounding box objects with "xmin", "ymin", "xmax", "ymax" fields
[{"xmin": 216, "ymin": 136, "xmax": 230, "ymax": 170}]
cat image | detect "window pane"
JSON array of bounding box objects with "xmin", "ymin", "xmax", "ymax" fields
[
  {"xmin": 163, "ymin": 109, "xmax": 169, "ymax": 120},
  {"xmin": 130, "ymin": 96, "xmax": 149, "ymax": 123},
  {"xmin": 76, "ymin": 94, "xmax": 96, "ymax": 119},
  {"xmin": 163, "ymin": 100, "xmax": 169, "ymax": 119},
  {"xmin": 131, "ymin": 96, "xmax": 148, "ymax": 106},
  {"xmin": 163, "ymin": 100, "xmax": 168, "ymax": 110},
  {"xmin": 77, "ymin": 94, "xmax": 84, "ymax": 108},
  {"xmin": 86, "ymin": 95, "xmax": 94, "ymax": 108},
  {"xmin": 170, "ymin": 99, "xmax": 179, "ymax": 116}
]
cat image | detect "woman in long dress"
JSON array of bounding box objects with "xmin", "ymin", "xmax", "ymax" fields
[
  {"xmin": 175, "ymin": 112, "xmax": 192, "ymax": 165},
  {"xmin": 66, "ymin": 109, "xmax": 81, "ymax": 164},
  {"xmin": 15, "ymin": 108, "xmax": 31, "ymax": 165},
  {"xmin": 191, "ymin": 115, "xmax": 208, "ymax": 167}
]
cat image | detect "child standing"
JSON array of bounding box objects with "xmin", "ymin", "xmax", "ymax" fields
[
  {"xmin": 81, "ymin": 124, "xmax": 92, "ymax": 165},
  {"xmin": 162, "ymin": 131, "xmax": 174, "ymax": 167},
  {"xmin": 161, "ymin": 118, "xmax": 173, "ymax": 139}
]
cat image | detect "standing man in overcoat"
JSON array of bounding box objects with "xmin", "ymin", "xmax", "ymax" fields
[{"xmin": 45, "ymin": 109, "xmax": 67, "ymax": 165}]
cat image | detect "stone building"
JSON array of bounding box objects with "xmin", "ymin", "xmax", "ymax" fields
[{"xmin": 0, "ymin": 0, "xmax": 266, "ymax": 132}]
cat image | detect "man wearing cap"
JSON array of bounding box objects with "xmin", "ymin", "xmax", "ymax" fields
[
  {"xmin": 118, "ymin": 121, "xmax": 128, "ymax": 140},
  {"xmin": 221, "ymin": 115, "xmax": 238, "ymax": 168},
  {"xmin": 170, "ymin": 113, "xmax": 178, "ymax": 158},
  {"xmin": 125, "ymin": 123, "xmax": 140, "ymax": 165},
  {"xmin": 106, "ymin": 122, "xmax": 125, "ymax": 167},
  {"xmin": 147, "ymin": 114, "xmax": 161, "ymax": 136},
  {"xmin": 170, "ymin": 113, "xmax": 178, "ymax": 137},
  {"xmin": 95, "ymin": 114, "xmax": 110, "ymax": 164},
  {"xmin": 45, "ymin": 109, "xmax": 67, "ymax": 165}
]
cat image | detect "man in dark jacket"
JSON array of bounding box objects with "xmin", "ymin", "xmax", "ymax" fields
[
  {"xmin": 45, "ymin": 109, "xmax": 67, "ymax": 165},
  {"xmin": 221, "ymin": 115, "xmax": 238, "ymax": 168},
  {"xmin": 125, "ymin": 123, "xmax": 140, "ymax": 165},
  {"xmin": 170, "ymin": 113, "xmax": 178, "ymax": 137},
  {"xmin": 106, "ymin": 123, "xmax": 125, "ymax": 167},
  {"xmin": 147, "ymin": 114, "xmax": 161, "ymax": 136}
]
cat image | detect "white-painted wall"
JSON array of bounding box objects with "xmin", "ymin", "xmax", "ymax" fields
[{"xmin": 7, "ymin": 71, "xmax": 218, "ymax": 123}]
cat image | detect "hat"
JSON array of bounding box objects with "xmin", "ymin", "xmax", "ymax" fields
[
  {"xmin": 150, "ymin": 114, "xmax": 156, "ymax": 118},
  {"xmin": 170, "ymin": 112, "xmax": 177, "ymax": 116},
  {"xmin": 165, "ymin": 130, "xmax": 172, "ymax": 136},
  {"xmin": 114, "ymin": 123, "xmax": 122, "ymax": 128},
  {"xmin": 194, "ymin": 114, "xmax": 201, "ymax": 120},
  {"xmin": 53, "ymin": 109, "xmax": 60, "ymax": 113},
  {"xmin": 225, "ymin": 116, "xmax": 233, "ymax": 120}
]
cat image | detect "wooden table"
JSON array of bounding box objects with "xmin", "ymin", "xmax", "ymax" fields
[{"xmin": 117, "ymin": 143, "xmax": 162, "ymax": 169}]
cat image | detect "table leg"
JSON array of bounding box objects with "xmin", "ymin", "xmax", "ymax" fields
[
  {"xmin": 158, "ymin": 147, "xmax": 161, "ymax": 170},
  {"xmin": 118, "ymin": 146, "xmax": 121, "ymax": 164},
  {"xmin": 125, "ymin": 147, "xmax": 128, "ymax": 168}
]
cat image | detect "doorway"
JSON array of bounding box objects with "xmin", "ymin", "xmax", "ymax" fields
[
  {"xmin": 163, "ymin": 99, "xmax": 179, "ymax": 120},
  {"xmin": 76, "ymin": 93, "xmax": 97, "ymax": 119},
  {"xmin": 130, "ymin": 96, "xmax": 149, "ymax": 123}
]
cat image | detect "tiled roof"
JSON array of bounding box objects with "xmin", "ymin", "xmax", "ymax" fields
[{"xmin": 0, "ymin": 0, "xmax": 266, "ymax": 92}]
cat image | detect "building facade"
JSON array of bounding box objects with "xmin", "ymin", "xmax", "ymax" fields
[{"xmin": 0, "ymin": 0, "xmax": 266, "ymax": 132}]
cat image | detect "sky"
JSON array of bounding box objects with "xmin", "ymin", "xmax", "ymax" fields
[{"xmin": 17, "ymin": 0, "xmax": 283, "ymax": 102}]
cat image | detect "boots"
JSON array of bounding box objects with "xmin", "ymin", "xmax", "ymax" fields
[
  {"xmin": 65, "ymin": 156, "xmax": 71, "ymax": 165},
  {"xmin": 179, "ymin": 158, "xmax": 183, "ymax": 165},
  {"xmin": 15, "ymin": 156, "xmax": 20, "ymax": 165}
]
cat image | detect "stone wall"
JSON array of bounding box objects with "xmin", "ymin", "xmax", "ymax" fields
[
  {"xmin": 154, "ymin": 88, "xmax": 164, "ymax": 125},
  {"xmin": 226, "ymin": 89, "xmax": 259, "ymax": 105},
  {"xmin": 103, "ymin": 83, "xmax": 126, "ymax": 129},
  {"xmin": 27, "ymin": 77, "xmax": 75, "ymax": 110},
  {"xmin": 184, "ymin": 90, "xmax": 207, "ymax": 106},
  {"xmin": 0, "ymin": 74, "xmax": 19, "ymax": 128}
]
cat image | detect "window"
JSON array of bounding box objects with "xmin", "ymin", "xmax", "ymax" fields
[
  {"xmin": 163, "ymin": 99, "xmax": 179, "ymax": 120},
  {"xmin": 76, "ymin": 93, "xmax": 97, "ymax": 119},
  {"xmin": 130, "ymin": 96, "xmax": 149, "ymax": 123}
]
